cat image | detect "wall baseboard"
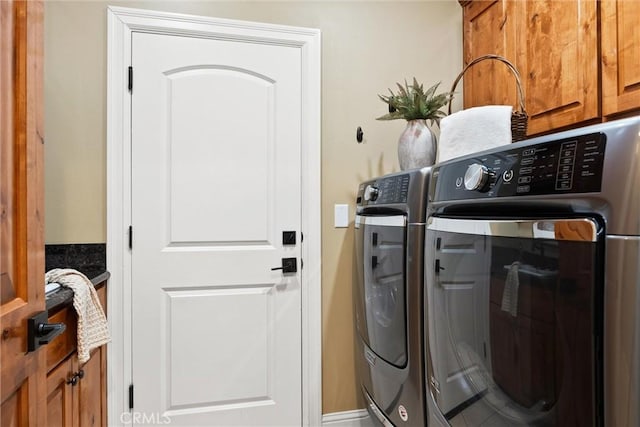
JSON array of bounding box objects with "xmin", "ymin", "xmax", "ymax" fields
[{"xmin": 322, "ymin": 409, "xmax": 375, "ymax": 426}]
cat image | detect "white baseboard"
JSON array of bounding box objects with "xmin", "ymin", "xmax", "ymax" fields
[{"xmin": 322, "ymin": 409, "xmax": 375, "ymax": 427}]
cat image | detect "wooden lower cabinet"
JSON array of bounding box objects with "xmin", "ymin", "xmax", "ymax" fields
[
  {"xmin": 47, "ymin": 357, "xmax": 75, "ymax": 427},
  {"xmin": 46, "ymin": 285, "xmax": 107, "ymax": 427},
  {"xmin": 78, "ymin": 347, "xmax": 107, "ymax": 427}
]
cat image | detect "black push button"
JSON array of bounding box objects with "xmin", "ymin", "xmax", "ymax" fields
[{"xmin": 283, "ymin": 231, "xmax": 296, "ymax": 245}]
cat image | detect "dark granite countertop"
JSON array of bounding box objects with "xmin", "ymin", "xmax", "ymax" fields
[
  {"xmin": 45, "ymin": 243, "xmax": 109, "ymax": 314},
  {"xmin": 45, "ymin": 270, "xmax": 110, "ymax": 315}
]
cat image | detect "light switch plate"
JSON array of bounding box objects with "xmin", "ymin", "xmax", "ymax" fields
[{"xmin": 334, "ymin": 204, "xmax": 349, "ymax": 228}]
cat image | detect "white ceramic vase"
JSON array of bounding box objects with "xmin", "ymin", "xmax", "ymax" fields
[{"xmin": 397, "ymin": 119, "xmax": 437, "ymax": 170}]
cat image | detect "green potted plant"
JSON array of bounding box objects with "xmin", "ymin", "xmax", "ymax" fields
[{"xmin": 377, "ymin": 78, "xmax": 453, "ymax": 170}]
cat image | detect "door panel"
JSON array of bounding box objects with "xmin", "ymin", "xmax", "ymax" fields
[
  {"xmin": 601, "ymin": 0, "xmax": 640, "ymax": 116},
  {"xmin": 166, "ymin": 286, "xmax": 272, "ymax": 407},
  {"xmin": 463, "ymin": 0, "xmax": 519, "ymax": 109},
  {"xmin": 1, "ymin": 1, "xmax": 46, "ymax": 425},
  {"xmin": 167, "ymin": 67, "xmax": 275, "ymax": 244},
  {"xmin": 131, "ymin": 32, "xmax": 302, "ymax": 426},
  {"xmin": 78, "ymin": 348, "xmax": 106, "ymax": 427},
  {"xmin": 46, "ymin": 357, "xmax": 75, "ymax": 427},
  {"xmin": 517, "ymin": 0, "xmax": 599, "ymax": 134}
]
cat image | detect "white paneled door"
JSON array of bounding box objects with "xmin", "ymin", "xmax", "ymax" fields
[{"xmin": 130, "ymin": 31, "xmax": 302, "ymax": 426}]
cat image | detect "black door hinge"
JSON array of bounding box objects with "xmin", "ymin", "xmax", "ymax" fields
[
  {"xmin": 128, "ymin": 66, "xmax": 133, "ymax": 92},
  {"xmin": 128, "ymin": 225, "xmax": 133, "ymax": 250},
  {"xmin": 129, "ymin": 384, "xmax": 134, "ymax": 409}
]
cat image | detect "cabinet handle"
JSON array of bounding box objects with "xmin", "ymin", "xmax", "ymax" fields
[
  {"xmin": 66, "ymin": 370, "xmax": 85, "ymax": 386},
  {"xmin": 67, "ymin": 375, "xmax": 79, "ymax": 386}
]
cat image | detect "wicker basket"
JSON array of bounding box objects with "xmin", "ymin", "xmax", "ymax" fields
[{"xmin": 448, "ymin": 54, "xmax": 528, "ymax": 142}]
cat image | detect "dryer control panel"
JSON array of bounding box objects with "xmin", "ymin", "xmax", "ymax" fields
[
  {"xmin": 432, "ymin": 132, "xmax": 606, "ymax": 201},
  {"xmin": 357, "ymin": 174, "xmax": 410, "ymax": 206}
]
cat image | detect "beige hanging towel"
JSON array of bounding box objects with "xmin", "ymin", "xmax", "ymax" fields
[{"xmin": 45, "ymin": 268, "xmax": 111, "ymax": 363}]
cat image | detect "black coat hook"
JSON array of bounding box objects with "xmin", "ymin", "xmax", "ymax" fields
[{"xmin": 356, "ymin": 126, "xmax": 364, "ymax": 143}]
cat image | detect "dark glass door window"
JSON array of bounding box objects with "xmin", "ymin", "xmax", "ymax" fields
[
  {"xmin": 355, "ymin": 215, "xmax": 407, "ymax": 367},
  {"xmin": 426, "ymin": 217, "xmax": 602, "ymax": 426}
]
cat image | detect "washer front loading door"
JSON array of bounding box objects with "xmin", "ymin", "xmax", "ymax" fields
[
  {"xmin": 355, "ymin": 215, "xmax": 408, "ymax": 367},
  {"xmin": 425, "ymin": 216, "xmax": 603, "ymax": 426}
]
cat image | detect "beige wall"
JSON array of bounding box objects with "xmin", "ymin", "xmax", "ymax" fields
[{"xmin": 44, "ymin": 0, "xmax": 462, "ymax": 414}]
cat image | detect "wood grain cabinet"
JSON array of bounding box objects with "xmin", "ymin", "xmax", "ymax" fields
[
  {"xmin": 601, "ymin": 0, "xmax": 640, "ymax": 117},
  {"xmin": 515, "ymin": 0, "xmax": 599, "ymax": 135},
  {"xmin": 46, "ymin": 285, "xmax": 108, "ymax": 427},
  {"xmin": 460, "ymin": 0, "xmax": 638, "ymax": 136},
  {"xmin": 462, "ymin": 0, "xmax": 519, "ymax": 109}
]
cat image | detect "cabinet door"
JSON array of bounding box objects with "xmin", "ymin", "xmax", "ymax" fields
[
  {"xmin": 46, "ymin": 357, "xmax": 77, "ymax": 427},
  {"xmin": 78, "ymin": 347, "xmax": 107, "ymax": 427},
  {"xmin": 601, "ymin": 0, "xmax": 640, "ymax": 116},
  {"xmin": 462, "ymin": 0, "xmax": 520, "ymax": 108},
  {"xmin": 516, "ymin": 0, "xmax": 599, "ymax": 134}
]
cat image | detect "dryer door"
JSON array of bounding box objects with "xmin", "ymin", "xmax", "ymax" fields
[{"xmin": 355, "ymin": 215, "xmax": 407, "ymax": 367}]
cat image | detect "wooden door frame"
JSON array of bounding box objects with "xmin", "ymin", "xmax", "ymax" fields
[{"xmin": 106, "ymin": 6, "xmax": 322, "ymax": 425}]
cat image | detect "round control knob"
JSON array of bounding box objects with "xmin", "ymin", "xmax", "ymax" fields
[
  {"xmin": 464, "ymin": 163, "xmax": 491, "ymax": 191},
  {"xmin": 364, "ymin": 185, "xmax": 379, "ymax": 201}
]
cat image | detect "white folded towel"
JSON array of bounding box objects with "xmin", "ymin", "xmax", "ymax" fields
[
  {"xmin": 437, "ymin": 105, "xmax": 513, "ymax": 162},
  {"xmin": 501, "ymin": 262, "xmax": 520, "ymax": 317},
  {"xmin": 45, "ymin": 269, "xmax": 110, "ymax": 363},
  {"xmin": 45, "ymin": 282, "xmax": 61, "ymax": 294}
]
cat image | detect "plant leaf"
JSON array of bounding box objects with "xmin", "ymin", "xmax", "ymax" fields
[{"xmin": 376, "ymin": 79, "xmax": 453, "ymax": 122}]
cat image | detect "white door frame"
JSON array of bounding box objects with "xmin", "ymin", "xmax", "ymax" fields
[{"xmin": 106, "ymin": 6, "xmax": 321, "ymax": 425}]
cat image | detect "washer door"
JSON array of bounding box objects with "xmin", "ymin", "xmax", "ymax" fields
[
  {"xmin": 425, "ymin": 216, "xmax": 603, "ymax": 426},
  {"xmin": 355, "ymin": 215, "xmax": 407, "ymax": 367}
]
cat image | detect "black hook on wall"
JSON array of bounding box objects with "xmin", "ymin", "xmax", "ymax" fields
[{"xmin": 356, "ymin": 126, "xmax": 364, "ymax": 143}]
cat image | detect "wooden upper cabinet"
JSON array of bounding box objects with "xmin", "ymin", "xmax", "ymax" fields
[
  {"xmin": 601, "ymin": 0, "xmax": 640, "ymax": 117},
  {"xmin": 462, "ymin": 0, "xmax": 520, "ymax": 109},
  {"xmin": 461, "ymin": 0, "xmax": 601, "ymax": 136},
  {"xmin": 516, "ymin": 0, "xmax": 599, "ymax": 134}
]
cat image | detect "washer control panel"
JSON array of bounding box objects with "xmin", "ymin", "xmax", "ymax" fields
[
  {"xmin": 432, "ymin": 132, "xmax": 606, "ymax": 201},
  {"xmin": 357, "ymin": 174, "xmax": 411, "ymax": 205}
]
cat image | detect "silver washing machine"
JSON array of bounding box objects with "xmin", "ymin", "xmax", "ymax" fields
[
  {"xmin": 424, "ymin": 116, "xmax": 640, "ymax": 426},
  {"xmin": 354, "ymin": 168, "xmax": 431, "ymax": 426}
]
